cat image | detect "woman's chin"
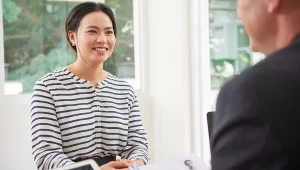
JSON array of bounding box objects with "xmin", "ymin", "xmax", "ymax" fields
[{"xmin": 91, "ymin": 56, "xmax": 108, "ymax": 65}]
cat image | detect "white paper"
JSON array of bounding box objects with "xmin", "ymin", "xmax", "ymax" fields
[{"xmin": 139, "ymin": 154, "xmax": 210, "ymax": 170}]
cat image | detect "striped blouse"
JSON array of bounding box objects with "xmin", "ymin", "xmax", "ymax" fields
[{"xmin": 30, "ymin": 67, "xmax": 149, "ymax": 170}]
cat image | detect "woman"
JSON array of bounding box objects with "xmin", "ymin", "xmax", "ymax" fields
[{"xmin": 30, "ymin": 2, "xmax": 149, "ymax": 170}]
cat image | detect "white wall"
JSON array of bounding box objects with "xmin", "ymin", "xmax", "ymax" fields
[
  {"xmin": 0, "ymin": 102, "xmax": 37, "ymax": 170},
  {"xmin": 146, "ymin": 0, "xmax": 192, "ymax": 162}
]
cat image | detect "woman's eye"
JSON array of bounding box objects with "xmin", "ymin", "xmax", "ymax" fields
[
  {"xmin": 88, "ymin": 30, "xmax": 97, "ymax": 33},
  {"xmin": 106, "ymin": 31, "xmax": 114, "ymax": 34}
]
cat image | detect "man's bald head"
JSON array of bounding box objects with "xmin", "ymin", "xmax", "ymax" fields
[{"xmin": 237, "ymin": 0, "xmax": 300, "ymax": 55}]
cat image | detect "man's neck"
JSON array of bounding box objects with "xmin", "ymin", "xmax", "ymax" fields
[
  {"xmin": 276, "ymin": 24, "xmax": 300, "ymax": 49},
  {"xmin": 264, "ymin": 17, "xmax": 300, "ymax": 55}
]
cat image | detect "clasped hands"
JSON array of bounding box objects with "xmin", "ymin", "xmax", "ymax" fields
[{"xmin": 100, "ymin": 159, "xmax": 144, "ymax": 170}]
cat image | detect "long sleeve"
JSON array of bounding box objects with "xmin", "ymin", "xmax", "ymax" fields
[
  {"xmin": 210, "ymin": 81, "xmax": 284, "ymax": 170},
  {"xmin": 121, "ymin": 92, "xmax": 149, "ymax": 164},
  {"xmin": 31, "ymin": 80, "xmax": 73, "ymax": 170}
]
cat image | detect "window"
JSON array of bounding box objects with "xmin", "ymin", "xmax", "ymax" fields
[
  {"xmin": 209, "ymin": 0, "xmax": 263, "ymax": 89},
  {"xmin": 1, "ymin": 0, "xmax": 142, "ymax": 95},
  {"xmin": 189, "ymin": 0, "xmax": 266, "ymax": 162}
]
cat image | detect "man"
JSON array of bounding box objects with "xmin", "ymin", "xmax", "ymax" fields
[{"xmin": 211, "ymin": 0, "xmax": 300, "ymax": 170}]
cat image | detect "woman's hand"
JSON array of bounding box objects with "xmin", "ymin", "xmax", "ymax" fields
[
  {"xmin": 100, "ymin": 160, "xmax": 132, "ymax": 170},
  {"xmin": 116, "ymin": 158, "xmax": 144, "ymax": 166},
  {"xmin": 132, "ymin": 160, "xmax": 145, "ymax": 166}
]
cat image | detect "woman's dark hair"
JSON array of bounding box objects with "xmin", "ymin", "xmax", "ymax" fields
[{"xmin": 65, "ymin": 2, "xmax": 117, "ymax": 52}]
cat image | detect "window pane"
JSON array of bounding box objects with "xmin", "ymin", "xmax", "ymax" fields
[
  {"xmin": 211, "ymin": 58, "xmax": 235, "ymax": 89},
  {"xmin": 237, "ymin": 50, "xmax": 252, "ymax": 73},
  {"xmin": 2, "ymin": 0, "xmax": 135, "ymax": 95},
  {"xmin": 209, "ymin": 0, "xmax": 253, "ymax": 89},
  {"xmin": 237, "ymin": 25, "xmax": 250, "ymax": 48}
]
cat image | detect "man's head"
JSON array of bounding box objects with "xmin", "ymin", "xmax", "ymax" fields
[{"xmin": 237, "ymin": 0, "xmax": 300, "ymax": 55}]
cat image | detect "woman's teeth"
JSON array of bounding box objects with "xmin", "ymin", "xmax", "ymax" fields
[{"xmin": 93, "ymin": 47, "xmax": 107, "ymax": 51}]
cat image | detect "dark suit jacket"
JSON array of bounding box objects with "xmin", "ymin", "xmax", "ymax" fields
[{"xmin": 211, "ymin": 37, "xmax": 300, "ymax": 170}]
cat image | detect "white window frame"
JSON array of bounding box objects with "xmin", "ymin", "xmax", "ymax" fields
[
  {"xmin": 0, "ymin": 0, "xmax": 146, "ymax": 104},
  {"xmin": 0, "ymin": 0, "xmax": 4, "ymax": 103},
  {"xmin": 123, "ymin": 0, "xmax": 146, "ymax": 91},
  {"xmin": 189, "ymin": 0, "xmax": 211, "ymax": 162}
]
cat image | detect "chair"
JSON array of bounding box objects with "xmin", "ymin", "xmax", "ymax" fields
[{"xmin": 207, "ymin": 111, "xmax": 214, "ymax": 139}]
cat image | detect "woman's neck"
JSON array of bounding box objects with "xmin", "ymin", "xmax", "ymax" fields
[{"xmin": 67, "ymin": 60, "xmax": 108, "ymax": 83}]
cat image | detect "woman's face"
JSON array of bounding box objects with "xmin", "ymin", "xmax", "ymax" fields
[{"xmin": 69, "ymin": 11, "xmax": 116, "ymax": 67}]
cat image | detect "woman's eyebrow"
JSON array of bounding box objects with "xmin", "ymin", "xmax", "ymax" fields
[
  {"xmin": 86, "ymin": 25, "xmax": 113, "ymax": 30},
  {"xmin": 86, "ymin": 25, "xmax": 99, "ymax": 29}
]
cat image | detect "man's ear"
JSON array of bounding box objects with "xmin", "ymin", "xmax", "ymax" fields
[
  {"xmin": 264, "ymin": 0, "xmax": 281, "ymax": 13},
  {"xmin": 68, "ymin": 30, "xmax": 76, "ymax": 46}
]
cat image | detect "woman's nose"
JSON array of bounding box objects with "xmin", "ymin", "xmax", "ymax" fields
[{"xmin": 96, "ymin": 33, "xmax": 107, "ymax": 43}]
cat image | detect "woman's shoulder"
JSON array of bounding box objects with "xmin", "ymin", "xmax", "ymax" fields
[
  {"xmin": 35, "ymin": 67, "xmax": 68, "ymax": 85},
  {"xmin": 107, "ymin": 73, "xmax": 132, "ymax": 85},
  {"xmin": 106, "ymin": 73, "xmax": 135, "ymax": 92}
]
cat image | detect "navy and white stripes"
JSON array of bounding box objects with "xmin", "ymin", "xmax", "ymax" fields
[{"xmin": 30, "ymin": 67, "xmax": 149, "ymax": 170}]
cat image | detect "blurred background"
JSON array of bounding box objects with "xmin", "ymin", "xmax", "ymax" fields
[{"xmin": 0, "ymin": 0, "xmax": 265, "ymax": 169}]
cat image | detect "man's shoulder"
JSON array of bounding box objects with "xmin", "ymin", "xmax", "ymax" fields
[
  {"xmin": 220, "ymin": 42, "xmax": 300, "ymax": 101},
  {"xmin": 233, "ymin": 42, "xmax": 300, "ymax": 85},
  {"xmin": 221, "ymin": 66, "xmax": 260, "ymax": 92},
  {"xmin": 218, "ymin": 59, "xmax": 272, "ymax": 100}
]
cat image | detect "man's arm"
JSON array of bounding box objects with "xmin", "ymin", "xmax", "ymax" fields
[{"xmin": 210, "ymin": 81, "xmax": 284, "ymax": 170}]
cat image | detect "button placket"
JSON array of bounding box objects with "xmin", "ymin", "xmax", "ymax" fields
[
  {"xmin": 95, "ymin": 87, "xmax": 101, "ymax": 124},
  {"xmin": 94, "ymin": 87, "xmax": 102, "ymax": 144}
]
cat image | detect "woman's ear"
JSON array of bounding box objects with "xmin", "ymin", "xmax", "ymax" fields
[{"xmin": 68, "ymin": 30, "xmax": 76, "ymax": 46}]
